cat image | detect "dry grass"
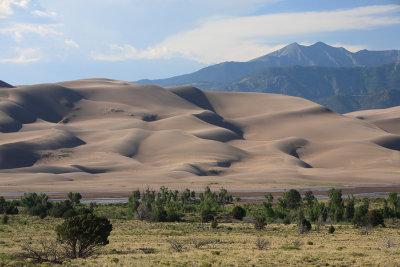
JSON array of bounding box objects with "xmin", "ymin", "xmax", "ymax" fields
[{"xmin": 1, "ymin": 215, "xmax": 400, "ymax": 266}]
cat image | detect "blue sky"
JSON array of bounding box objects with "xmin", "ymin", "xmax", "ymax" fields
[{"xmin": 1, "ymin": 0, "xmax": 399, "ymax": 85}]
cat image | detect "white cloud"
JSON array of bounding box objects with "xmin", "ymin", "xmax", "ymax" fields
[
  {"xmin": 0, "ymin": 47, "xmax": 40, "ymax": 63},
  {"xmin": 91, "ymin": 44, "xmax": 174, "ymax": 61},
  {"xmin": 0, "ymin": 0, "xmax": 28, "ymax": 18},
  {"xmin": 32, "ymin": 9, "xmax": 57, "ymax": 18},
  {"xmin": 91, "ymin": 5, "xmax": 400, "ymax": 63},
  {"xmin": 13, "ymin": 30, "xmax": 22, "ymax": 42},
  {"xmin": 65, "ymin": 39, "xmax": 79, "ymax": 49},
  {"xmin": 0, "ymin": 23, "xmax": 62, "ymax": 41}
]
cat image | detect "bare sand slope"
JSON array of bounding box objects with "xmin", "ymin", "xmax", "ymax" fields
[
  {"xmin": 347, "ymin": 106, "xmax": 400, "ymax": 135},
  {"xmin": 0, "ymin": 78, "xmax": 399, "ymax": 192}
]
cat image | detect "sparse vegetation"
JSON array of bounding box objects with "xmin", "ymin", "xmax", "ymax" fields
[
  {"xmin": 254, "ymin": 216, "xmax": 266, "ymax": 231},
  {"xmin": 255, "ymin": 238, "xmax": 269, "ymax": 250},
  {"xmin": 0, "ymin": 187, "xmax": 400, "ymax": 265},
  {"xmin": 167, "ymin": 239, "xmax": 185, "ymax": 253}
]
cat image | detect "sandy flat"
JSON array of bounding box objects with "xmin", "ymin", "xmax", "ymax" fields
[{"xmin": 0, "ymin": 78, "xmax": 399, "ymax": 193}]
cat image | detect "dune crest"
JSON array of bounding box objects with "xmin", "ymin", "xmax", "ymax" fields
[{"xmin": 0, "ymin": 78, "xmax": 399, "ymax": 192}]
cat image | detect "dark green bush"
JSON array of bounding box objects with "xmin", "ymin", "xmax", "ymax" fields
[
  {"xmin": 283, "ymin": 216, "xmax": 291, "ymax": 225},
  {"xmin": 232, "ymin": 206, "xmax": 246, "ymax": 220},
  {"xmin": 56, "ymin": 214, "xmax": 112, "ymax": 258},
  {"xmin": 20, "ymin": 193, "xmax": 52, "ymax": 218},
  {"xmin": 1, "ymin": 215, "xmax": 8, "ymax": 224},
  {"xmin": 328, "ymin": 225, "xmax": 335, "ymax": 234},
  {"xmin": 0, "ymin": 196, "xmax": 18, "ymax": 215},
  {"xmin": 49, "ymin": 200, "xmax": 76, "ymax": 218},
  {"xmin": 352, "ymin": 199, "xmax": 370, "ymax": 226},
  {"xmin": 366, "ymin": 209, "xmax": 384, "ymax": 227},
  {"xmin": 200, "ymin": 208, "xmax": 215, "ymax": 223},
  {"xmin": 211, "ymin": 218, "xmax": 218, "ymax": 229},
  {"xmin": 297, "ymin": 218, "xmax": 311, "ymax": 234}
]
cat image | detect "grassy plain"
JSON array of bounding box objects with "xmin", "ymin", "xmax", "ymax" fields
[{"xmin": 0, "ymin": 211, "xmax": 399, "ymax": 266}]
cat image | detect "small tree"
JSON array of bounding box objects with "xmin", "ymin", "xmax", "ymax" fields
[
  {"xmin": 344, "ymin": 196, "xmax": 355, "ymax": 221},
  {"xmin": 327, "ymin": 188, "xmax": 344, "ymax": 222},
  {"xmin": 67, "ymin": 192, "xmax": 82, "ymax": 205},
  {"xmin": 352, "ymin": 198, "xmax": 370, "ymax": 226},
  {"xmin": 265, "ymin": 193, "xmax": 273, "ymax": 203},
  {"xmin": 282, "ymin": 189, "xmax": 302, "ymax": 209},
  {"xmin": 303, "ymin": 191, "xmax": 315, "ymax": 208},
  {"xmin": 55, "ymin": 214, "xmax": 112, "ymax": 258},
  {"xmin": 388, "ymin": 192, "xmax": 399, "ymax": 210}
]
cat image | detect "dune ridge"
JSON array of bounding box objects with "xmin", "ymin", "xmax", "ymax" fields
[{"xmin": 0, "ymin": 78, "xmax": 399, "ymax": 192}]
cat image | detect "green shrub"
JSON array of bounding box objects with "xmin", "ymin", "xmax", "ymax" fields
[
  {"xmin": 167, "ymin": 239, "xmax": 185, "ymax": 253},
  {"xmin": 254, "ymin": 216, "xmax": 266, "ymax": 231},
  {"xmin": 232, "ymin": 206, "xmax": 246, "ymax": 220},
  {"xmin": 211, "ymin": 218, "xmax": 218, "ymax": 229},
  {"xmin": 48, "ymin": 201, "xmax": 76, "ymax": 218},
  {"xmin": 328, "ymin": 225, "xmax": 335, "ymax": 234},
  {"xmin": 366, "ymin": 209, "xmax": 384, "ymax": 227},
  {"xmin": 283, "ymin": 216, "xmax": 291, "ymax": 225},
  {"xmin": 20, "ymin": 193, "xmax": 52, "ymax": 218},
  {"xmin": 56, "ymin": 214, "xmax": 112, "ymax": 258},
  {"xmin": 297, "ymin": 218, "xmax": 311, "ymax": 234},
  {"xmin": 255, "ymin": 238, "xmax": 269, "ymax": 250},
  {"xmin": 110, "ymin": 257, "xmax": 119, "ymax": 263},
  {"xmin": 67, "ymin": 192, "xmax": 82, "ymax": 205},
  {"xmin": 1, "ymin": 215, "xmax": 8, "ymax": 224},
  {"xmin": 352, "ymin": 198, "xmax": 369, "ymax": 226},
  {"xmin": 200, "ymin": 207, "xmax": 215, "ymax": 223},
  {"xmin": 0, "ymin": 197, "xmax": 18, "ymax": 215}
]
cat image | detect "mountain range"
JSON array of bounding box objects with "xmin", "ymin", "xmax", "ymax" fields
[
  {"xmin": 137, "ymin": 42, "xmax": 400, "ymax": 113},
  {"xmin": 0, "ymin": 80, "xmax": 13, "ymax": 88}
]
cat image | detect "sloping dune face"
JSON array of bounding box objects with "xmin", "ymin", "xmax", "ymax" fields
[
  {"xmin": 0, "ymin": 78, "xmax": 399, "ymax": 192},
  {"xmin": 347, "ymin": 106, "xmax": 400, "ymax": 136}
]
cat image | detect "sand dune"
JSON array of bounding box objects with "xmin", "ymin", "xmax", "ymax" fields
[
  {"xmin": 347, "ymin": 106, "xmax": 400, "ymax": 135},
  {"xmin": 0, "ymin": 78, "xmax": 400, "ymax": 192}
]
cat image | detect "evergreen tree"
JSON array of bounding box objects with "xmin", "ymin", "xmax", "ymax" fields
[
  {"xmin": 303, "ymin": 191, "xmax": 315, "ymax": 208},
  {"xmin": 56, "ymin": 214, "xmax": 112, "ymax": 258},
  {"xmin": 282, "ymin": 189, "xmax": 302, "ymax": 209},
  {"xmin": 344, "ymin": 195, "xmax": 355, "ymax": 221},
  {"xmin": 327, "ymin": 188, "xmax": 344, "ymax": 222}
]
